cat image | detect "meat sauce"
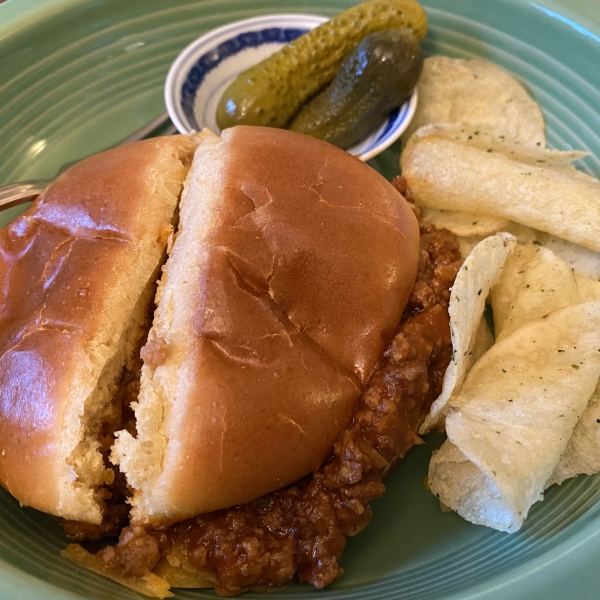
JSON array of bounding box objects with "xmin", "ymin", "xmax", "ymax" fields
[{"xmin": 65, "ymin": 178, "xmax": 462, "ymax": 596}]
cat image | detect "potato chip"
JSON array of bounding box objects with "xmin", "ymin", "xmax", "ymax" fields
[
  {"xmin": 452, "ymin": 219, "xmax": 538, "ymax": 262},
  {"xmin": 474, "ymin": 247, "xmax": 600, "ymax": 504},
  {"xmin": 458, "ymin": 222, "xmax": 600, "ymax": 279},
  {"xmin": 470, "ymin": 316, "xmax": 494, "ymax": 368},
  {"xmin": 420, "ymin": 207, "xmax": 509, "ymax": 237},
  {"xmin": 403, "ymin": 123, "xmax": 586, "ymax": 166},
  {"xmin": 401, "ymin": 58, "xmax": 546, "ymax": 146},
  {"xmin": 401, "ymin": 126, "xmax": 600, "ymax": 252},
  {"xmin": 429, "ymin": 441, "xmax": 515, "ymax": 530},
  {"xmin": 548, "ymin": 386, "xmax": 600, "ymax": 487},
  {"xmin": 428, "ymin": 300, "xmax": 600, "ymax": 532},
  {"xmin": 420, "ymin": 233, "xmax": 516, "ymax": 433},
  {"xmin": 490, "ymin": 235, "xmax": 600, "ymax": 492},
  {"xmin": 576, "ymin": 274, "xmax": 600, "ymax": 301},
  {"xmin": 539, "ymin": 233, "xmax": 600, "ymax": 280},
  {"xmin": 490, "ymin": 244, "xmax": 535, "ymax": 338},
  {"xmin": 495, "ymin": 247, "xmax": 580, "ymax": 341},
  {"xmin": 500, "ymin": 222, "xmax": 540, "ymax": 245},
  {"xmin": 456, "ymin": 236, "xmax": 484, "ymax": 259}
]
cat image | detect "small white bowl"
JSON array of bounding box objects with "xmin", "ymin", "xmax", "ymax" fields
[{"xmin": 165, "ymin": 14, "xmax": 418, "ymax": 162}]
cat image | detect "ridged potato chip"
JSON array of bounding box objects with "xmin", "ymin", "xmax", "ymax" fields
[
  {"xmin": 401, "ymin": 58, "xmax": 546, "ymax": 146},
  {"xmin": 492, "ymin": 246, "xmax": 600, "ymax": 338},
  {"xmin": 470, "ymin": 316, "xmax": 494, "ymax": 368},
  {"xmin": 490, "ymin": 244, "xmax": 535, "ymax": 338},
  {"xmin": 401, "ymin": 125, "xmax": 600, "ymax": 252},
  {"xmin": 456, "ymin": 236, "xmax": 484, "ymax": 259},
  {"xmin": 576, "ymin": 274, "xmax": 600, "ymax": 301},
  {"xmin": 549, "ymin": 274, "xmax": 600, "ymax": 488},
  {"xmin": 455, "ymin": 223, "xmax": 600, "ymax": 279},
  {"xmin": 539, "ymin": 233, "xmax": 600, "ymax": 280},
  {"xmin": 403, "ymin": 123, "xmax": 586, "ymax": 165},
  {"xmin": 420, "ymin": 233, "xmax": 516, "ymax": 433},
  {"xmin": 419, "ymin": 207, "xmax": 509, "ymax": 237},
  {"xmin": 549, "ymin": 386, "xmax": 600, "ymax": 487},
  {"xmin": 490, "ymin": 247, "xmax": 600, "ymax": 494},
  {"xmin": 429, "ymin": 300, "xmax": 600, "ymax": 532},
  {"xmin": 494, "ymin": 247, "xmax": 580, "ymax": 341}
]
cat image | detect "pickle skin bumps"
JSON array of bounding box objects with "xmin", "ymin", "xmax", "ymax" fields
[
  {"xmin": 114, "ymin": 126, "xmax": 420, "ymax": 527},
  {"xmin": 290, "ymin": 28, "xmax": 424, "ymax": 148},
  {"xmin": 216, "ymin": 0, "xmax": 428, "ymax": 130}
]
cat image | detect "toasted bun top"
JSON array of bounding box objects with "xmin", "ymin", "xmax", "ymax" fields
[
  {"xmin": 114, "ymin": 127, "xmax": 420, "ymax": 526},
  {"xmin": 0, "ymin": 135, "xmax": 197, "ymax": 522}
]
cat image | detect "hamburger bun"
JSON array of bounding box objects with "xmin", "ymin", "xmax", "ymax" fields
[
  {"xmin": 0, "ymin": 134, "xmax": 198, "ymax": 523},
  {"xmin": 0, "ymin": 125, "xmax": 422, "ymax": 597},
  {"xmin": 113, "ymin": 126, "xmax": 421, "ymax": 526}
]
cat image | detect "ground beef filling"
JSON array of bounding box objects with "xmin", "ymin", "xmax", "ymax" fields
[{"xmin": 66, "ymin": 191, "xmax": 462, "ymax": 596}]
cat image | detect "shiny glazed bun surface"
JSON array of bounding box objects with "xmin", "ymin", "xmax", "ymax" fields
[
  {"xmin": 0, "ymin": 135, "xmax": 198, "ymax": 523},
  {"xmin": 114, "ymin": 127, "xmax": 420, "ymax": 526}
]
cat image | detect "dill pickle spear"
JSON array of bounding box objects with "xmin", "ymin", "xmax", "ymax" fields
[
  {"xmin": 289, "ymin": 29, "xmax": 423, "ymax": 149},
  {"xmin": 216, "ymin": 0, "xmax": 427, "ymax": 130}
]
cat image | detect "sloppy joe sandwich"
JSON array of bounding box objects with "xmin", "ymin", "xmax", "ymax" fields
[
  {"xmin": 65, "ymin": 128, "xmax": 460, "ymax": 596},
  {"xmin": 0, "ymin": 126, "xmax": 462, "ymax": 597}
]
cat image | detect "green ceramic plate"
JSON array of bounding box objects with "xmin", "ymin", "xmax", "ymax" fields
[{"xmin": 1, "ymin": 0, "xmax": 600, "ymax": 598}]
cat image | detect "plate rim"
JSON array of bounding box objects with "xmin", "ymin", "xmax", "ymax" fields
[{"xmin": 0, "ymin": 1, "xmax": 600, "ymax": 599}]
